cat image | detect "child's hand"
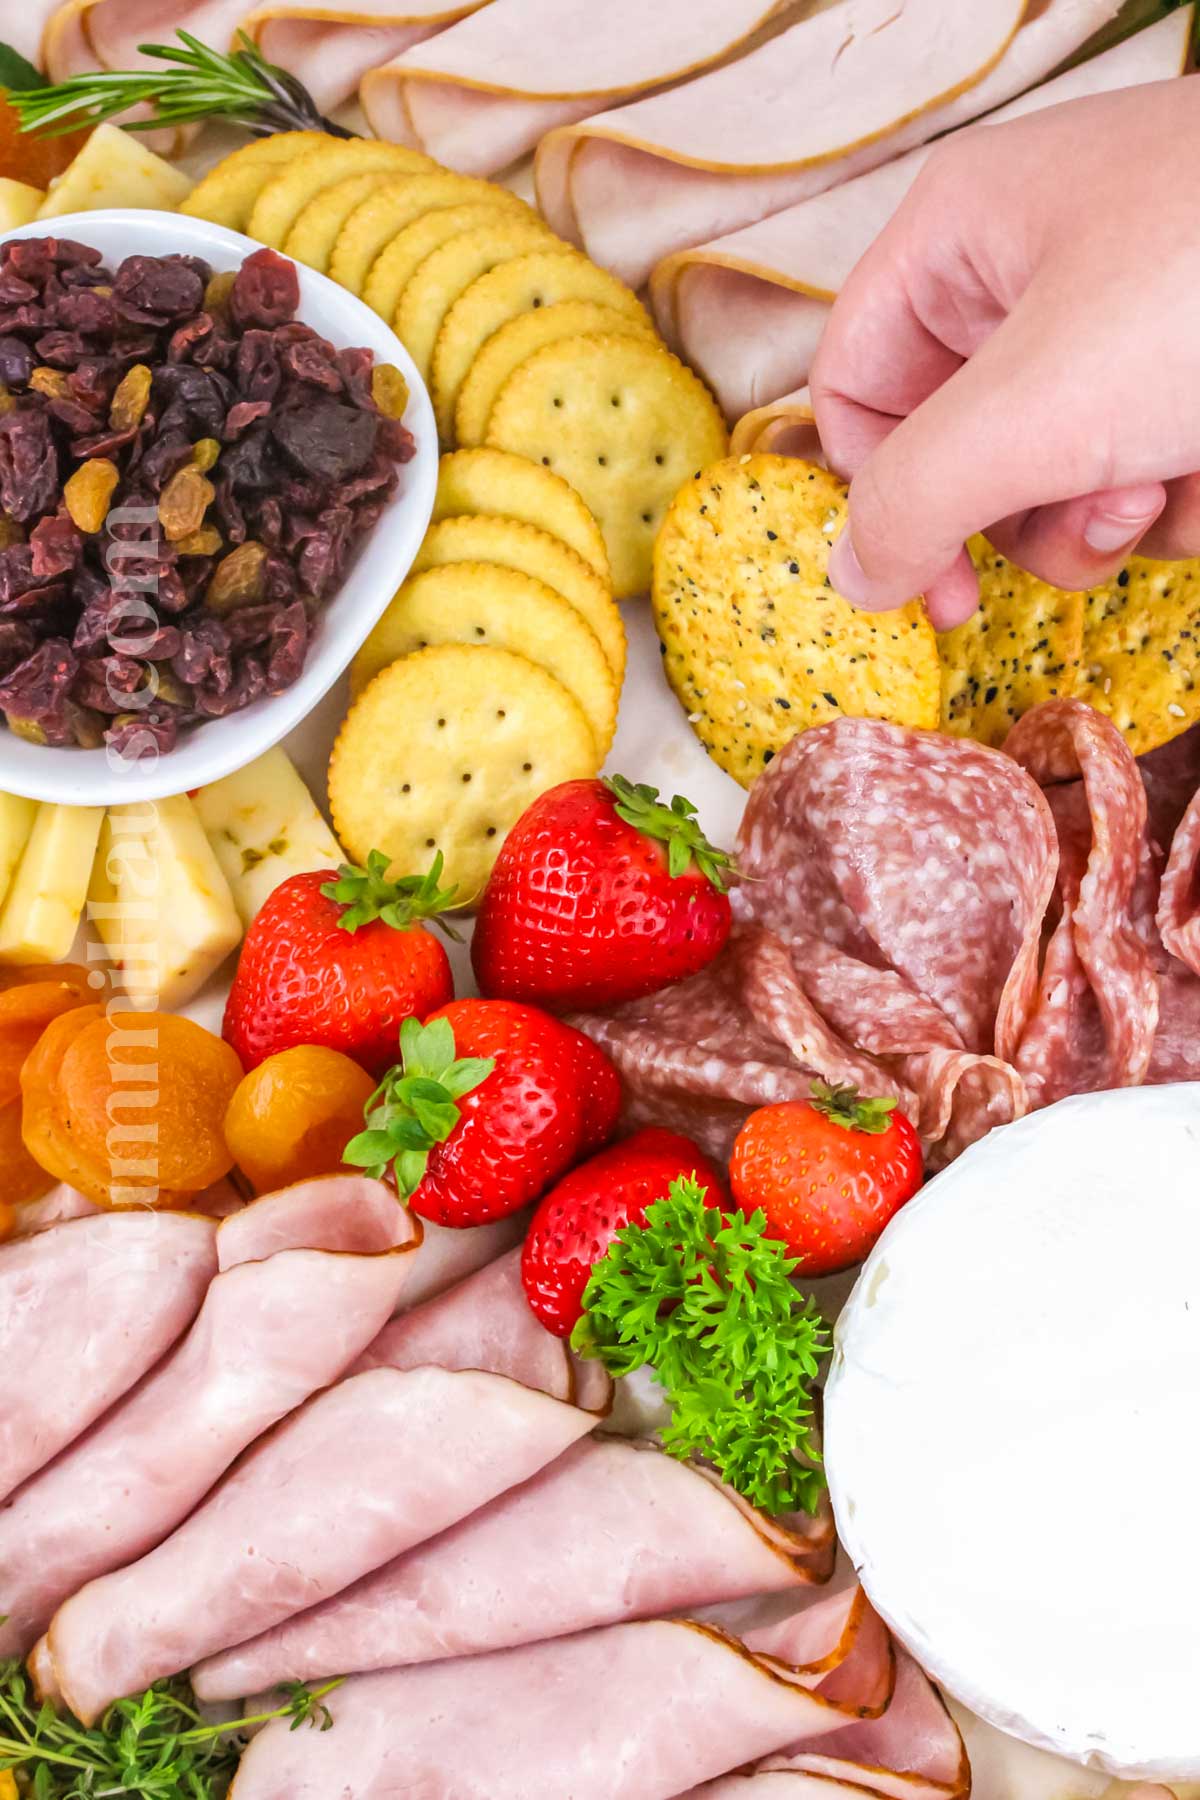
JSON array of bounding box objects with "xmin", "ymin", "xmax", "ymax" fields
[{"xmin": 810, "ymin": 82, "xmax": 1200, "ymax": 627}]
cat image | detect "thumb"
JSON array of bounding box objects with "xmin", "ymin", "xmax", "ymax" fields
[{"xmin": 826, "ymin": 296, "xmax": 1117, "ymax": 612}]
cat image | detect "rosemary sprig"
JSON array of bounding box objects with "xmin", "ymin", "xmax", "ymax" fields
[
  {"xmin": 0, "ymin": 1656, "xmax": 341, "ymax": 1797},
  {"xmin": 7, "ymin": 31, "xmax": 356, "ymax": 140}
]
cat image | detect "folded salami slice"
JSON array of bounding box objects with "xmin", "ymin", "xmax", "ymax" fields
[
  {"xmin": 42, "ymin": 1362, "xmax": 599, "ymax": 1724},
  {"xmin": 361, "ymin": 0, "xmax": 806, "ymax": 178},
  {"xmin": 2, "ymin": 1179, "xmax": 417, "ymax": 1658},
  {"xmin": 651, "ymin": 4, "xmax": 1176, "ymax": 420},
  {"xmin": 1158, "ymin": 787, "xmax": 1200, "ymax": 977},
  {"xmin": 0, "ymin": 1210, "xmax": 216, "ymax": 1508},
  {"xmin": 231, "ymin": 1586, "xmax": 890, "ymax": 1798},
  {"xmin": 243, "ymin": 0, "xmax": 491, "ymax": 115},
  {"xmin": 191, "ymin": 1435, "xmax": 835, "ymax": 1699},
  {"xmin": 1007, "ymin": 701, "xmax": 1159, "ymax": 1104},
  {"xmin": 535, "ymin": 0, "xmax": 1079, "ymax": 290}
]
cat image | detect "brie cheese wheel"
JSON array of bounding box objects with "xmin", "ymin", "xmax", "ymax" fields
[{"xmin": 825, "ymin": 1086, "xmax": 1200, "ymax": 1781}]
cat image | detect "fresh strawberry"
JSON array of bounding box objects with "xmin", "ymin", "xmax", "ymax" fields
[
  {"xmin": 729, "ymin": 1085, "xmax": 923, "ymax": 1276},
  {"xmin": 521, "ymin": 1126, "xmax": 726, "ymax": 1336},
  {"xmin": 223, "ymin": 851, "xmax": 455, "ymax": 1077},
  {"xmin": 471, "ymin": 775, "xmax": 733, "ymax": 1011},
  {"xmin": 345, "ymin": 1000, "xmax": 586, "ymax": 1228},
  {"xmin": 556, "ymin": 1023, "xmax": 622, "ymax": 1155}
]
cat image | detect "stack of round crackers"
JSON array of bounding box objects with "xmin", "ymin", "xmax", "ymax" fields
[
  {"xmin": 327, "ymin": 448, "xmax": 626, "ymax": 902},
  {"xmin": 184, "ymin": 134, "xmax": 728, "ymax": 602}
]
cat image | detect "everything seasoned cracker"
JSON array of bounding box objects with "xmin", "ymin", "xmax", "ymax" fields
[
  {"xmin": 395, "ymin": 220, "xmax": 564, "ymax": 388},
  {"xmin": 350, "ymin": 563, "xmax": 616, "ymax": 757},
  {"xmin": 247, "ymin": 141, "xmax": 434, "ymax": 250},
  {"xmin": 1075, "ymin": 557, "xmax": 1200, "ymax": 754},
  {"xmin": 362, "ymin": 204, "xmax": 529, "ymax": 326},
  {"xmin": 938, "ymin": 538, "xmax": 1085, "ymax": 745},
  {"xmin": 330, "ymin": 174, "xmax": 528, "ymax": 297},
  {"xmin": 179, "ymin": 132, "xmax": 329, "ymax": 232},
  {"xmin": 487, "ymin": 334, "xmax": 727, "ymax": 600},
  {"xmin": 329, "ymin": 644, "xmax": 596, "ymax": 902},
  {"xmin": 653, "ymin": 455, "xmax": 940, "ymax": 787},
  {"xmin": 411, "ymin": 514, "xmax": 625, "ymax": 682},
  {"xmin": 456, "ymin": 300, "xmax": 654, "ymax": 449},
  {"xmin": 434, "ymin": 447, "xmax": 610, "ymax": 583},
  {"xmin": 432, "ymin": 251, "xmax": 652, "ymax": 444},
  {"xmin": 283, "ymin": 172, "xmax": 396, "ymax": 274}
]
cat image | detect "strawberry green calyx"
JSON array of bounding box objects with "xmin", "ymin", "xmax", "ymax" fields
[
  {"xmin": 343, "ymin": 1015, "xmax": 494, "ymax": 1196},
  {"xmin": 323, "ymin": 849, "xmax": 459, "ymax": 936},
  {"xmin": 604, "ymin": 775, "xmax": 733, "ymax": 892},
  {"xmin": 809, "ymin": 1082, "xmax": 897, "ymax": 1135}
]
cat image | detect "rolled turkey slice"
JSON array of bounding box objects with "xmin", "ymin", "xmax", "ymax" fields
[
  {"xmin": 42, "ymin": 1362, "xmax": 599, "ymax": 1724},
  {"xmin": 241, "ymin": 0, "xmax": 491, "ymax": 116},
  {"xmin": 0, "ymin": 1210, "xmax": 216, "ymax": 1507},
  {"xmin": 43, "ymin": 0, "xmax": 247, "ymax": 77},
  {"xmin": 650, "ymin": 5, "xmax": 1183, "ymax": 419},
  {"xmin": 535, "ymin": 0, "xmax": 1046, "ymax": 290},
  {"xmin": 230, "ymin": 1586, "xmax": 891, "ymax": 1798},
  {"xmin": 730, "ymin": 387, "xmax": 822, "ymax": 460},
  {"xmin": 360, "ymin": 0, "xmax": 807, "ymax": 179},
  {"xmin": 191, "ymin": 1435, "xmax": 835, "ymax": 1699},
  {"xmin": 1, "ymin": 1178, "xmax": 417, "ymax": 1656}
]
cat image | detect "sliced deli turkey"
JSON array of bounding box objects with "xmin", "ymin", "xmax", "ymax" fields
[{"xmin": 242, "ymin": 0, "xmax": 493, "ymax": 116}]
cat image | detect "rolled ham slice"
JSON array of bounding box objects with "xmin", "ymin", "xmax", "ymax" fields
[
  {"xmin": 0, "ymin": 1210, "xmax": 216, "ymax": 1507},
  {"xmin": 231, "ymin": 1586, "xmax": 891, "ymax": 1799},
  {"xmin": 536, "ymin": 0, "xmax": 1047, "ymax": 290},
  {"xmin": 650, "ymin": 2, "xmax": 1181, "ymax": 419},
  {"xmin": 43, "ymin": 0, "xmax": 248, "ymax": 78},
  {"xmin": 242, "ymin": 0, "xmax": 491, "ymax": 116},
  {"xmin": 191, "ymin": 1435, "xmax": 835, "ymax": 1698},
  {"xmin": 361, "ymin": 0, "xmax": 807, "ymax": 179},
  {"xmin": 1, "ymin": 1179, "xmax": 417, "ymax": 1657},
  {"xmin": 42, "ymin": 1362, "xmax": 599, "ymax": 1724}
]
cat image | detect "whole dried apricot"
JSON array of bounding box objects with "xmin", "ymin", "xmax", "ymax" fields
[
  {"xmin": 0, "ymin": 967, "xmax": 93, "ymax": 1105},
  {"xmin": 224, "ymin": 1044, "xmax": 375, "ymax": 1194},
  {"xmin": 0, "ymin": 1097, "xmax": 54, "ymax": 1215},
  {"xmin": 20, "ymin": 1004, "xmax": 110, "ymax": 1198},
  {"xmin": 57, "ymin": 1011, "xmax": 243, "ymax": 1201}
]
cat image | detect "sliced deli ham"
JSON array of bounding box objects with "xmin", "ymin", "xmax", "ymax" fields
[
  {"xmin": 191, "ymin": 1434, "xmax": 835, "ymax": 1699},
  {"xmin": 536, "ymin": 0, "xmax": 1041, "ymax": 290},
  {"xmin": 231, "ymin": 1586, "xmax": 891, "ymax": 1799},
  {"xmin": 0, "ymin": 1210, "xmax": 216, "ymax": 1507},
  {"xmin": 0, "ymin": 1180, "xmax": 417, "ymax": 1657},
  {"xmin": 42, "ymin": 1361, "xmax": 600, "ymax": 1724},
  {"xmin": 243, "ymin": 0, "xmax": 492, "ymax": 116},
  {"xmin": 361, "ymin": 0, "xmax": 808, "ymax": 178},
  {"xmin": 651, "ymin": 4, "xmax": 1176, "ymax": 420}
]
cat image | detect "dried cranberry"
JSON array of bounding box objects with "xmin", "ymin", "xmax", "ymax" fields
[
  {"xmin": 106, "ymin": 710, "xmax": 179, "ymax": 758},
  {"xmin": 0, "ymin": 636, "xmax": 77, "ymax": 721},
  {"xmin": 235, "ymin": 331, "xmax": 282, "ymax": 404},
  {"xmin": 336, "ymin": 345, "xmax": 375, "ymax": 409},
  {"xmin": 0, "ymin": 335, "xmax": 32, "ymax": 385},
  {"xmin": 30, "ymin": 515, "xmax": 83, "ymax": 580},
  {"xmin": 229, "ymin": 249, "xmax": 299, "ymax": 331},
  {"xmin": 265, "ymin": 600, "xmax": 308, "ymax": 694},
  {"xmin": 272, "ymin": 398, "xmax": 377, "ymax": 484},
  {"xmin": 114, "ymin": 255, "xmax": 206, "ymax": 326},
  {"xmin": 0, "ymin": 411, "xmax": 58, "ymax": 522},
  {"xmin": 224, "ymin": 399, "xmax": 272, "ymax": 441},
  {"xmin": 281, "ymin": 336, "xmax": 343, "ymax": 392},
  {"xmin": 0, "ymin": 620, "xmax": 36, "ymax": 676}
]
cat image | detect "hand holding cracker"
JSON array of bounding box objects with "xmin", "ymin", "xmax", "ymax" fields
[{"xmin": 811, "ymin": 83, "xmax": 1200, "ymax": 627}]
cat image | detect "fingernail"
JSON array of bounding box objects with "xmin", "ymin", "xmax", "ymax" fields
[
  {"xmin": 1083, "ymin": 509, "xmax": 1158, "ymax": 555},
  {"xmin": 828, "ymin": 528, "xmax": 871, "ymax": 603}
]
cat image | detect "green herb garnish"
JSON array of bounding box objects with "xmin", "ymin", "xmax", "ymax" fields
[
  {"xmin": 603, "ymin": 775, "xmax": 733, "ymax": 891},
  {"xmin": 344, "ymin": 1015, "xmax": 494, "ymax": 1197},
  {"xmin": 7, "ymin": 30, "xmax": 355, "ymax": 139},
  {"xmin": 0, "ymin": 43, "xmax": 44, "ymax": 95},
  {"xmin": 0, "ymin": 1657, "xmax": 340, "ymax": 1797},
  {"xmin": 322, "ymin": 849, "xmax": 459, "ymax": 937},
  {"xmin": 572, "ymin": 1175, "xmax": 829, "ymax": 1516}
]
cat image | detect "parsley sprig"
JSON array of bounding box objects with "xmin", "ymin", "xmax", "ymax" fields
[
  {"xmin": 571, "ymin": 1176, "xmax": 829, "ymax": 1516},
  {"xmin": 0, "ymin": 1657, "xmax": 340, "ymax": 1797}
]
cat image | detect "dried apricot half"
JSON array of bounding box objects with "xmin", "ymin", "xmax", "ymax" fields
[{"xmin": 224, "ymin": 1044, "xmax": 375, "ymax": 1194}]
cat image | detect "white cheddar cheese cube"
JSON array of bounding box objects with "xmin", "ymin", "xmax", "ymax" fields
[
  {"xmin": 0, "ymin": 178, "xmax": 45, "ymax": 232},
  {"xmin": 38, "ymin": 124, "xmax": 193, "ymax": 218},
  {"xmin": 0, "ymin": 793, "xmax": 38, "ymax": 911},
  {"xmin": 0, "ymin": 804, "xmax": 104, "ymax": 964},
  {"xmin": 88, "ymin": 795, "xmax": 242, "ymax": 1008},
  {"xmin": 193, "ymin": 747, "xmax": 343, "ymax": 927}
]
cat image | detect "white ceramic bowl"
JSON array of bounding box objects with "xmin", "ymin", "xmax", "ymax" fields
[{"xmin": 0, "ymin": 209, "xmax": 437, "ymax": 805}]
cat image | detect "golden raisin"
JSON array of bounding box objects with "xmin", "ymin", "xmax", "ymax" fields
[
  {"xmin": 6, "ymin": 715, "xmax": 45, "ymax": 745},
  {"xmin": 29, "ymin": 367, "xmax": 72, "ymax": 401},
  {"xmin": 0, "ymin": 515, "xmax": 23, "ymax": 549},
  {"xmin": 191, "ymin": 437, "xmax": 221, "ymax": 474},
  {"xmin": 64, "ymin": 458, "xmax": 120, "ymax": 534},
  {"xmin": 371, "ymin": 364, "xmax": 409, "ymax": 420},
  {"xmin": 174, "ymin": 524, "xmax": 223, "ymax": 557},
  {"xmin": 207, "ymin": 540, "xmax": 268, "ymax": 614},
  {"xmin": 203, "ymin": 270, "xmax": 237, "ymax": 315},
  {"xmin": 159, "ymin": 465, "xmax": 215, "ymax": 542},
  {"xmin": 109, "ymin": 363, "xmax": 152, "ymax": 431},
  {"xmin": 224, "ymin": 1046, "xmax": 376, "ymax": 1194},
  {"xmin": 0, "ymin": 386, "xmax": 14, "ymax": 419}
]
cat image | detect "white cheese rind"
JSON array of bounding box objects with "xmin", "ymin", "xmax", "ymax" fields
[{"xmin": 825, "ymin": 1085, "xmax": 1200, "ymax": 1781}]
